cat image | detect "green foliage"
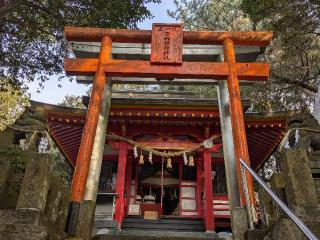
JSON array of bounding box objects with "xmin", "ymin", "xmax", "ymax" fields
[
  {"xmin": 0, "ymin": 79, "xmax": 29, "ymax": 131},
  {"xmin": 168, "ymin": 0, "xmax": 253, "ymax": 31},
  {"xmin": 50, "ymin": 147, "xmax": 73, "ymax": 185},
  {"xmin": 0, "ymin": 144, "xmax": 28, "ymax": 173},
  {"xmin": 170, "ymin": 0, "xmax": 320, "ymax": 112},
  {"xmin": 59, "ymin": 94, "xmax": 85, "ymax": 109},
  {"xmin": 159, "ymin": 84, "xmax": 217, "ymax": 98},
  {"xmin": 0, "ymin": 0, "xmax": 160, "ymax": 89},
  {"xmin": 241, "ymin": 0, "xmax": 320, "ymax": 111},
  {"xmin": 113, "ymin": 84, "xmax": 151, "ymax": 92}
]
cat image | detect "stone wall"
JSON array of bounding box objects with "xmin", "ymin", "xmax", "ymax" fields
[
  {"xmin": 252, "ymin": 148, "xmax": 320, "ymax": 240},
  {"xmin": 0, "ymin": 145, "xmax": 70, "ymax": 240}
]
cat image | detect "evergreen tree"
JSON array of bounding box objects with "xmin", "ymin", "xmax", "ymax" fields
[
  {"xmin": 0, "ymin": 0, "xmax": 160, "ymax": 88},
  {"xmin": 169, "ymin": 0, "xmax": 320, "ymax": 111}
]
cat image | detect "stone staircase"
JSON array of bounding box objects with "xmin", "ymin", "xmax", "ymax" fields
[
  {"xmin": 0, "ymin": 209, "xmax": 48, "ymax": 240},
  {"xmin": 122, "ymin": 216, "xmax": 205, "ymax": 232},
  {"xmin": 93, "ymin": 197, "xmax": 117, "ymax": 235},
  {"xmin": 93, "ymin": 229, "xmax": 220, "ymax": 240},
  {"xmin": 91, "ymin": 216, "xmax": 233, "ymax": 240}
]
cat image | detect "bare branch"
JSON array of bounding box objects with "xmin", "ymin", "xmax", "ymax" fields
[{"xmin": 272, "ymin": 74, "xmax": 318, "ymax": 93}]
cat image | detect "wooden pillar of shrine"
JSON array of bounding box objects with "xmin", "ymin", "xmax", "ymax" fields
[
  {"xmin": 65, "ymin": 36, "xmax": 112, "ymax": 236},
  {"xmin": 203, "ymin": 149, "xmax": 214, "ymax": 231},
  {"xmin": 114, "ymin": 141, "xmax": 128, "ymax": 228},
  {"xmin": 196, "ymin": 158, "xmax": 203, "ymax": 217},
  {"xmin": 125, "ymin": 156, "xmax": 133, "ymax": 213},
  {"xmin": 179, "ymin": 161, "xmax": 183, "ymax": 216},
  {"xmin": 223, "ymin": 39, "xmax": 255, "ymax": 207}
]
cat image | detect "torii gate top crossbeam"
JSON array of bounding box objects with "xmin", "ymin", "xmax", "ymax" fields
[
  {"xmin": 64, "ymin": 25, "xmax": 272, "ymax": 81},
  {"xmin": 65, "ymin": 26, "xmax": 273, "ymax": 47}
]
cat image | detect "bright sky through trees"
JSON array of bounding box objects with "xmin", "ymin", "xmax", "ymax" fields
[{"xmin": 28, "ymin": 0, "xmax": 175, "ymax": 104}]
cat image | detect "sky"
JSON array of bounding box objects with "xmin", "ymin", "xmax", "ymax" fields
[{"xmin": 27, "ymin": 0, "xmax": 176, "ymax": 104}]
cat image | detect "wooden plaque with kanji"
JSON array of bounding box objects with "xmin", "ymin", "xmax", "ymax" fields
[{"xmin": 150, "ymin": 24, "xmax": 183, "ymax": 64}]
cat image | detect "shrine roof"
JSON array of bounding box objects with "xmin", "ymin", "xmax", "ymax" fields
[{"xmin": 14, "ymin": 98, "xmax": 291, "ymax": 172}]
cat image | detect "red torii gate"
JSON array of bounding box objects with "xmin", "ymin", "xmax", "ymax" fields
[{"xmin": 63, "ymin": 23, "xmax": 272, "ymax": 235}]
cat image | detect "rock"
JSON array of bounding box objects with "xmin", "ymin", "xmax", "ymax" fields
[
  {"xmin": 76, "ymin": 200, "xmax": 96, "ymax": 240},
  {"xmin": 0, "ymin": 223, "xmax": 47, "ymax": 240},
  {"xmin": 263, "ymin": 218, "xmax": 306, "ymax": 240},
  {"xmin": 56, "ymin": 185, "xmax": 71, "ymax": 234},
  {"xmin": 16, "ymin": 154, "xmax": 52, "ymax": 211},
  {"xmin": 0, "ymin": 159, "xmax": 11, "ymax": 196},
  {"xmin": 245, "ymin": 229, "xmax": 266, "ymax": 240},
  {"xmin": 44, "ymin": 175, "xmax": 63, "ymax": 223},
  {"xmin": 231, "ymin": 207, "xmax": 248, "ymax": 240},
  {"xmin": 280, "ymin": 149, "xmax": 318, "ymax": 208},
  {"xmin": 0, "ymin": 209, "xmax": 41, "ymax": 225}
]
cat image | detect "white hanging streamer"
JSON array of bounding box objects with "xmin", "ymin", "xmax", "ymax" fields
[
  {"xmin": 294, "ymin": 129, "xmax": 300, "ymax": 148},
  {"xmin": 148, "ymin": 151, "xmax": 153, "ymax": 164},
  {"xmin": 38, "ymin": 136, "xmax": 49, "ymax": 153},
  {"xmin": 133, "ymin": 145, "xmax": 138, "ymax": 158},
  {"xmin": 183, "ymin": 152, "xmax": 188, "ymax": 165}
]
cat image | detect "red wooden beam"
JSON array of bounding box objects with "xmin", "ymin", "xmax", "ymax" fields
[
  {"xmin": 114, "ymin": 142, "xmax": 128, "ymax": 228},
  {"xmin": 196, "ymin": 158, "xmax": 203, "ymax": 217},
  {"xmin": 70, "ymin": 36, "xmax": 112, "ymax": 203},
  {"xmin": 64, "ymin": 59, "xmax": 269, "ymax": 81},
  {"xmin": 203, "ymin": 149, "xmax": 214, "ymax": 231},
  {"xmin": 64, "ymin": 26, "xmax": 273, "ymax": 46},
  {"xmin": 66, "ymin": 36, "xmax": 112, "ymax": 236},
  {"xmin": 110, "ymin": 108, "xmax": 220, "ymax": 118},
  {"xmin": 224, "ymin": 39, "xmax": 255, "ymax": 207},
  {"xmin": 125, "ymin": 156, "xmax": 133, "ymax": 214}
]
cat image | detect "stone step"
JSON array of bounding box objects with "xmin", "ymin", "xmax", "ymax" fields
[
  {"xmin": 93, "ymin": 229, "xmax": 220, "ymax": 240},
  {"xmin": 122, "ymin": 216, "xmax": 205, "ymax": 232},
  {"xmin": 0, "ymin": 223, "xmax": 47, "ymax": 240},
  {"xmin": 94, "ymin": 219, "xmax": 118, "ymax": 229},
  {"xmin": 0, "ymin": 209, "xmax": 40, "ymax": 225}
]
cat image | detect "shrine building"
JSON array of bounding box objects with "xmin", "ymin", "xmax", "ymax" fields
[
  {"xmin": 43, "ymin": 89, "xmax": 288, "ymax": 234},
  {"xmin": 47, "ymin": 24, "xmax": 285, "ymax": 238}
]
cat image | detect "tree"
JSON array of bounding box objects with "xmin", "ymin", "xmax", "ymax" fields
[
  {"xmin": 59, "ymin": 94, "xmax": 85, "ymax": 109},
  {"xmin": 0, "ymin": 0, "xmax": 160, "ymax": 89},
  {"xmin": 241, "ymin": 0, "xmax": 320, "ymax": 111},
  {"xmin": 0, "ymin": 78, "xmax": 29, "ymax": 131},
  {"xmin": 169, "ymin": 0, "xmax": 252, "ymax": 31},
  {"xmin": 169, "ymin": 0, "xmax": 320, "ymax": 111}
]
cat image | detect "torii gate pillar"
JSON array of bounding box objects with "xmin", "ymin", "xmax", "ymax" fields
[{"xmin": 65, "ymin": 36, "xmax": 112, "ymax": 236}]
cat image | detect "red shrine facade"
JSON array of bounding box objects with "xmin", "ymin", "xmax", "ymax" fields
[{"xmin": 44, "ymin": 92, "xmax": 287, "ymax": 231}]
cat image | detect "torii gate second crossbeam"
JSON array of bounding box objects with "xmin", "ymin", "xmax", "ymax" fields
[{"xmin": 63, "ymin": 23, "xmax": 273, "ymax": 236}]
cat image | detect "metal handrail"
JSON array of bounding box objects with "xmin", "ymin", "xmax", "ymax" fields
[{"xmin": 240, "ymin": 159, "xmax": 319, "ymax": 240}]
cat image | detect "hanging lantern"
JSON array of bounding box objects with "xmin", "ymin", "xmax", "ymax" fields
[
  {"xmin": 139, "ymin": 150, "xmax": 144, "ymax": 165},
  {"xmin": 166, "ymin": 157, "xmax": 172, "ymax": 169},
  {"xmin": 188, "ymin": 155, "xmax": 194, "ymax": 167}
]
